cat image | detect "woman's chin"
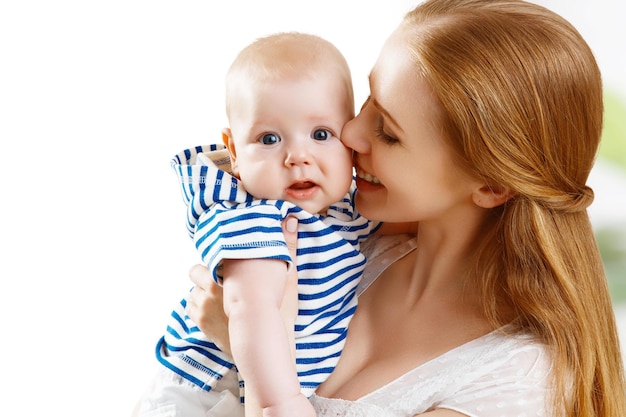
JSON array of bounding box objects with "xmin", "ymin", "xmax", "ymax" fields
[{"xmin": 354, "ymin": 184, "xmax": 386, "ymax": 219}]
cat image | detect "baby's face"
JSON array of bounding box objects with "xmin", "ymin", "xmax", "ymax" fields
[{"xmin": 226, "ymin": 73, "xmax": 354, "ymax": 214}]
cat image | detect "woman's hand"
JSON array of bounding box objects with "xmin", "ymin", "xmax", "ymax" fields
[{"xmin": 185, "ymin": 216, "xmax": 300, "ymax": 358}]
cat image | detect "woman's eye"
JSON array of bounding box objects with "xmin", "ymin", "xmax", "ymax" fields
[
  {"xmin": 375, "ymin": 126, "xmax": 399, "ymax": 145},
  {"xmin": 260, "ymin": 133, "xmax": 280, "ymax": 145},
  {"xmin": 311, "ymin": 129, "xmax": 331, "ymax": 141}
]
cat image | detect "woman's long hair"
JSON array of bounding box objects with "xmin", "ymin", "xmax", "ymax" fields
[{"xmin": 405, "ymin": 1, "xmax": 625, "ymax": 416}]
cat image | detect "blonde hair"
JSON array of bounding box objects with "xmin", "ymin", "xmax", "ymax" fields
[
  {"xmin": 404, "ymin": 1, "xmax": 625, "ymax": 416},
  {"xmin": 224, "ymin": 32, "xmax": 354, "ymax": 120}
]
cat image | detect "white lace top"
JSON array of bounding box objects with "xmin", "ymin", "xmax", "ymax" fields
[{"xmin": 310, "ymin": 235, "xmax": 553, "ymax": 417}]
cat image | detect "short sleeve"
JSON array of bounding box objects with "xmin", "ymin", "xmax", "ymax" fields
[{"xmin": 195, "ymin": 203, "xmax": 292, "ymax": 283}]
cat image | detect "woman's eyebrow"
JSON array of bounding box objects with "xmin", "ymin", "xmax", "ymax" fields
[
  {"xmin": 368, "ymin": 73, "xmax": 404, "ymax": 133},
  {"xmin": 371, "ymin": 97, "xmax": 404, "ymax": 133}
]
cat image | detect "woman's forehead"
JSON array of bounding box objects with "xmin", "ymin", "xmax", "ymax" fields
[
  {"xmin": 369, "ymin": 27, "xmax": 445, "ymax": 136},
  {"xmin": 369, "ymin": 28, "xmax": 418, "ymax": 105}
]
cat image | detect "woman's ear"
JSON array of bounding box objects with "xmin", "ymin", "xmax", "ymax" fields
[
  {"xmin": 472, "ymin": 184, "xmax": 516, "ymax": 208},
  {"xmin": 221, "ymin": 128, "xmax": 239, "ymax": 176}
]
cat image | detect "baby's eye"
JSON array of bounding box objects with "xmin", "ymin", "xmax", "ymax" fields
[
  {"xmin": 260, "ymin": 133, "xmax": 280, "ymax": 145},
  {"xmin": 311, "ymin": 129, "xmax": 331, "ymax": 141}
]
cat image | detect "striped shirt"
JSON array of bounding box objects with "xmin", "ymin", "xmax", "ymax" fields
[{"xmin": 156, "ymin": 144, "xmax": 379, "ymax": 399}]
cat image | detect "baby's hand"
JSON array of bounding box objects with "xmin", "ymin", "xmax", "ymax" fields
[{"xmin": 263, "ymin": 393, "xmax": 316, "ymax": 417}]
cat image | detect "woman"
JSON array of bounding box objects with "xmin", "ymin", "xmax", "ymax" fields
[{"xmin": 187, "ymin": 0, "xmax": 626, "ymax": 415}]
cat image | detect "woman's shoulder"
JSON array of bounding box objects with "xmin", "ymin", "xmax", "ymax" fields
[
  {"xmin": 431, "ymin": 328, "xmax": 553, "ymax": 416},
  {"xmin": 357, "ymin": 234, "xmax": 418, "ymax": 296},
  {"xmin": 434, "ymin": 327, "xmax": 552, "ymax": 393}
]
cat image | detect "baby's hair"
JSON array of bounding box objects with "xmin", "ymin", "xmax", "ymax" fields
[{"xmin": 225, "ymin": 32, "xmax": 353, "ymax": 119}]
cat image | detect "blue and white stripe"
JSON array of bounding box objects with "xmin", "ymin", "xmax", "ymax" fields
[{"xmin": 157, "ymin": 144, "xmax": 378, "ymax": 399}]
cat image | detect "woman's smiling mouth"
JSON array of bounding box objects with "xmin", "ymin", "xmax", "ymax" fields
[{"xmin": 356, "ymin": 167, "xmax": 381, "ymax": 184}]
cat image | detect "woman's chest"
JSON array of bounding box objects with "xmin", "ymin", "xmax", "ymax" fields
[
  {"xmin": 313, "ymin": 304, "xmax": 420, "ymax": 399},
  {"xmin": 315, "ymin": 263, "xmax": 490, "ymax": 400}
]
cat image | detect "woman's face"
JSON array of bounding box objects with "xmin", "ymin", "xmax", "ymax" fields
[{"xmin": 342, "ymin": 26, "xmax": 481, "ymax": 225}]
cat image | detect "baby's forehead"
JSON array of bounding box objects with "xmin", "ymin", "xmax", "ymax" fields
[
  {"xmin": 226, "ymin": 71, "xmax": 353, "ymax": 122},
  {"xmin": 226, "ymin": 33, "xmax": 352, "ymax": 99},
  {"xmin": 229, "ymin": 86, "xmax": 350, "ymax": 127}
]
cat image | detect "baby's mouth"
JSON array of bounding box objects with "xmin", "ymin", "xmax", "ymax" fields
[
  {"xmin": 289, "ymin": 181, "xmax": 316, "ymax": 190},
  {"xmin": 285, "ymin": 180, "xmax": 319, "ymax": 200}
]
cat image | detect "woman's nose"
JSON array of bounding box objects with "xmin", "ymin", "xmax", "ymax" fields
[{"xmin": 341, "ymin": 112, "xmax": 370, "ymax": 154}]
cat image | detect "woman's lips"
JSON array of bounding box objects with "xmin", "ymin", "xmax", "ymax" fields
[
  {"xmin": 354, "ymin": 165, "xmax": 383, "ymax": 192},
  {"xmin": 355, "ymin": 167, "xmax": 381, "ymax": 184}
]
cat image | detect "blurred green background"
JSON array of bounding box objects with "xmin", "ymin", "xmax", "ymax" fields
[{"xmin": 597, "ymin": 89, "xmax": 626, "ymax": 305}]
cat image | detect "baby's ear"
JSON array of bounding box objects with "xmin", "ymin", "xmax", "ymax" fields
[
  {"xmin": 221, "ymin": 128, "xmax": 231, "ymax": 147},
  {"xmin": 472, "ymin": 184, "xmax": 515, "ymax": 208},
  {"xmin": 221, "ymin": 128, "xmax": 239, "ymax": 176}
]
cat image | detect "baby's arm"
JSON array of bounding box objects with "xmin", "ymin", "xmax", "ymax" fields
[{"xmin": 222, "ymin": 258, "xmax": 315, "ymax": 417}]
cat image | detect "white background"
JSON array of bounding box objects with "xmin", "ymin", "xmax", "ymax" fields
[{"xmin": 1, "ymin": 1, "xmax": 624, "ymax": 416}]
